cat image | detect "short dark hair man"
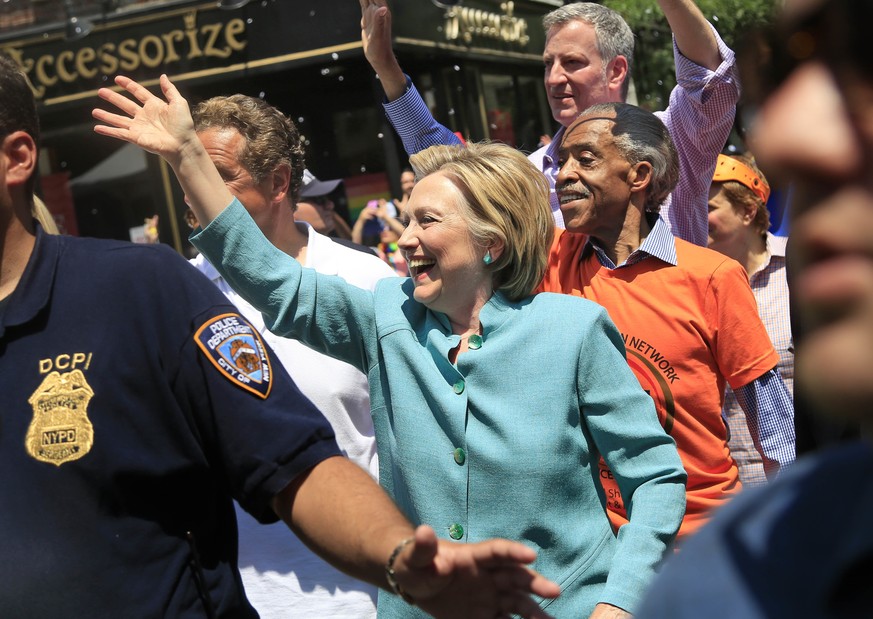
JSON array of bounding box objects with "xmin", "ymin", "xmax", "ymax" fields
[{"xmin": 540, "ymin": 102, "xmax": 794, "ymax": 542}]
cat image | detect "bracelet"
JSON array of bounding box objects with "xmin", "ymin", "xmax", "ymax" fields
[{"xmin": 385, "ymin": 536, "xmax": 416, "ymax": 605}]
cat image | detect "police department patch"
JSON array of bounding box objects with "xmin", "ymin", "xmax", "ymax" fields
[{"xmin": 194, "ymin": 313, "xmax": 273, "ymax": 399}]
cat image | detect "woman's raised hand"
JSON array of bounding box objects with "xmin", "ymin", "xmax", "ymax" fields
[
  {"xmin": 93, "ymin": 74, "xmax": 234, "ymax": 226},
  {"xmin": 93, "ymin": 74, "xmax": 200, "ymax": 169}
]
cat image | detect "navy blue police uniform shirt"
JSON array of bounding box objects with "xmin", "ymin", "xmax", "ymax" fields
[{"xmin": 0, "ymin": 226, "xmax": 341, "ymax": 618}]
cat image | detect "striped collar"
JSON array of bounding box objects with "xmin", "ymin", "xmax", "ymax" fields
[{"xmin": 585, "ymin": 214, "xmax": 678, "ymax": 269}]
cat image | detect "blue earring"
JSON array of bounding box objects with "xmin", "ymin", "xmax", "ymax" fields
[{"xmin": 483, "ymin": 251, "xmax": 493, "ymax": 265}]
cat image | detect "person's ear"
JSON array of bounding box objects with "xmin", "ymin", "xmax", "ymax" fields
[
  {"xmin": 3, "ymin": 131, "xmax": 37, "ymax": 189},
  {"xmin": 486, "ymin": 237, "xmax": 505, "ymax": 264},
  {"xmin": 741, "ymin": 202, "xmax": 758, "ymax": 225},
  {"xmin": 269, "ymin": 163, "xmax": 292, "ymax": 205},
  {"xmin": 628, "ymin": 161, "xmax": 653, "ymax": 195},
  {"xmin": 607, "ymin": 55, "xmax": 629, "ymax": 95}
]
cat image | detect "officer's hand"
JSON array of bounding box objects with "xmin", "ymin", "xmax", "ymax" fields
[{"xmin": 391, "ymin": 525, "xmax": 560, "ymax": 619}]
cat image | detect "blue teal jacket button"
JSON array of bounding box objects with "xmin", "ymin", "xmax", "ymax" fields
[
  {"xmin": 448, "ymin": 523, "xmax": 464, "ymax": 540},
  {"xmin": 453, "ymin": 447, "xmax": 466, "ymax": 465},
  {"xmin": 467, "ymin": 334, "xmax": 482, "ymax": 350},
  {"xmin": 452, "ymin": 379, "xmax": 465, "ymax": 395}
]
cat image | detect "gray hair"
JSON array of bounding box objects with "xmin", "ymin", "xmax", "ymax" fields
[
  {"xmin": 583, "ymin": 102, "xmax": 678, "ymax": 212},
  {"xmin": 543, "ymin": 3, "xmax": 635, "ymax": 100}
]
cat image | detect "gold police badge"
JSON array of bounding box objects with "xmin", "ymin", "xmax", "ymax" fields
[{"xmin": 26, "ymin": 370, "xmax": 95, "ymax": 466}]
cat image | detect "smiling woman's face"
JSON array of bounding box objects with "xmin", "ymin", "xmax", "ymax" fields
[{"xmin": 397, "ymin": 172, "xmax": 492, "ymax": 321}]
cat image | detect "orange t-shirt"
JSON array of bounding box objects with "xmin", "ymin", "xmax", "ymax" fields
[{"xmin": 538, "ymin": 229, "xmax": 778, "ymax": 540}]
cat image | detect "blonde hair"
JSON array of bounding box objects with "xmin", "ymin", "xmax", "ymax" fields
[
  {"xmin": 409, "ymin": 143, "xmax": 554, "ymax": 300},
  {"xmin": 32, "ymin": 195, "xmax": 59, "ymax": 234}
]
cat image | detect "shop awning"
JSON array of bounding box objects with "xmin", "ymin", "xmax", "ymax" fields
[{"xmin": 69, "ymin": 143, "xmax": 148, "ymax": 188}]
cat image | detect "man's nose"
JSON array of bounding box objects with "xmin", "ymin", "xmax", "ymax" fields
[
  {"xmin": 556, "ymin": 160, "xmax": 572, "ymax": 186},
  {"xmin": 751, "ymin": 61, "xmax": 863, "ymax": 182},
  {"xmin": 545, "ymin": 64, "xmax": 565, "ymax": 87}
]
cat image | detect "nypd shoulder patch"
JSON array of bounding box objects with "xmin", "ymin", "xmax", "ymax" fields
[{"xmin": 194, "ymin": 313, "xmax": 273, "ymax": 399}]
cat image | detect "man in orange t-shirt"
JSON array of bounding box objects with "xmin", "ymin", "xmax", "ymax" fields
[{"xmin": 539, "ymin": 102, "xmax": 795, "ymax": 540}]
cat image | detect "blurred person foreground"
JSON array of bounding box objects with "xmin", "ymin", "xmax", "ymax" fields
[{"xmin": 637, "ymin": 0, "xmax": 873, "ymax": 615}]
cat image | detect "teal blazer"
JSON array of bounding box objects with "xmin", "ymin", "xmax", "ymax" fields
[{"xmin": 193, "ymin": 199, "xmax": 686, "ymax": 617}]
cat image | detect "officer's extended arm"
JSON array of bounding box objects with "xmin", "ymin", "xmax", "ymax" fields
[{"xmin": 274, "ymin": 455, "xmax": 560, "ymax": 618}]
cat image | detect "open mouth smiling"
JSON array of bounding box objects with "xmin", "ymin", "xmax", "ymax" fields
[
  {"xmin": 408, "ymin": 257, "xmax": 436, "ymax": 278},
  {"xmin": 558, "ymin": 188, "xmax": 591, "ymax": 205}
]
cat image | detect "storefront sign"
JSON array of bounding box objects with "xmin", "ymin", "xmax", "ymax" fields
[
  {"xmin": 444, "ymin": 1, "xmax": 529, "ymax": 46},
  {"xmin": 393, "ymin": 0, "xmax": 545, "ymax": 55},
  {"xmin": 2, "ymin": 10, "xmax": 247, "ymax": 100}
]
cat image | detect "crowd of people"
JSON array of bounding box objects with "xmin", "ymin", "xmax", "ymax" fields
[{"xmin": 3, "ymin": 0, "xmax": 867, "ymax": 616}]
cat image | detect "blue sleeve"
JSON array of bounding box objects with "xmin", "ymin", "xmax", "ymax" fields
[
  {"xmin": 177, "ymin": 308, "xmax": 341, "ymax": 523},
  {"xmin": 734, "ymin": 369, "xmax": 796, "ymax": 478},
  {"xmin": 190, "ymin": 199, "xmax": 380, "ymax": 375},
  {"xmin": 579, "ymin": 307, "xmax": 687, "ymax": 612},
  {"xmin": 143, "ymin": 248, "xmax": 342, "ymax": 524},
  {"xmin": 383, "ymin": 75, "xmax": 464, "ymax": 155}
]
